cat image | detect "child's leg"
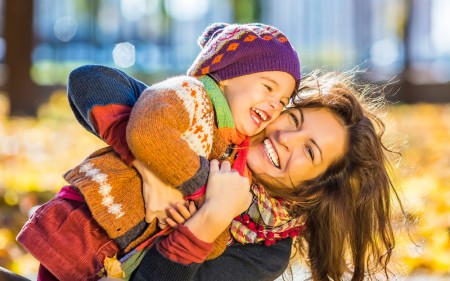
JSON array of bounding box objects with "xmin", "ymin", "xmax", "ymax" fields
[
  {"xmin": 36, "ymin": 264, "xmax": 58, "ymax": 281},
  {"xmin": 17, "ymin": 196, "xmax": 119, "ymax": 281}
]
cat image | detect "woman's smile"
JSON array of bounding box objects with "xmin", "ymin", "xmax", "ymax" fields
[
  {"xmin": 262, "ymin": 138, "xmax": 280, "ymax": 168},
  {"xmin": 247, "ymin": 107, "xmax": 347, "ymax": 188}
]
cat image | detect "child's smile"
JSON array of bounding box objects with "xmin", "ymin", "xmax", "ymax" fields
[
  {"xmin": 219, "ymin": 71, "xmax": 296, "ymax": 137},
  {"xmin": 250, "ymin": 107, "xmax": 271, "ymax": 126}
]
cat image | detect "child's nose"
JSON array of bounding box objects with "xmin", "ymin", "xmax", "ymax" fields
[{"xmin": 269, "ymin": 98, "xmax": 283, "ymax": 111}]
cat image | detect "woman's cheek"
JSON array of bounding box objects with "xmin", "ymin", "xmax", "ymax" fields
[{"xmin": 287, "ymin": 159, "xmax": 309, "ymax": 186}]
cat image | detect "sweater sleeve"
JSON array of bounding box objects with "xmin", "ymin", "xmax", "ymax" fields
[
  {"xmin": 126, "ymin": 77, "xmax": 214, "ymax": 195},
  {"xmin": 158, "ymin": 225, "xmax": 214, "ymax": 265},
  {"xmin": 131, "ymin": 237, "xmax": 293, "ymax": 281},
  {"xmin": 67, "ymin": 65, "xmax": 148, "ymax": 163}
]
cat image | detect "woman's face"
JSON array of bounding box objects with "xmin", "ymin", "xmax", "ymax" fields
[{"xmin": 246, "ymin": 107, "xmax": 347, "ymax": 188}]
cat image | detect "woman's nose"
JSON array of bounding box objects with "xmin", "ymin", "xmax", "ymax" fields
[{"xmin": 278, "ymin": 130, "xmax": 305, "ymax": 151}]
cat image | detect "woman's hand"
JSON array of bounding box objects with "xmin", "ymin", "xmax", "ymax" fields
[
  {"xmin": 184, "ymin": 159, "xmax": 252, "ymax": 242},
  {"xmin": 203, "ymin": 160, "xmax": 252, "ymax": 219},
  {"xmin": 132, "ymin": 159, "xmax": 184, "ymax": 228}
]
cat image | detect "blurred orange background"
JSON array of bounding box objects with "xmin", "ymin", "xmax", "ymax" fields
[{"xmin": 0, "ymin": 0, "xmax": 449, "ymax": 280}]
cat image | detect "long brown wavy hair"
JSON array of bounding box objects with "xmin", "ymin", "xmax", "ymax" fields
[{"xmin": 262, "ymin": 70, "xmax": 403, "ymax": 280}]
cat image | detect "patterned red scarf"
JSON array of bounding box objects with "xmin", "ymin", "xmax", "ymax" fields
[{"xmin": 229, "ymin": 138, "xmax": 306, "ymax": 245}]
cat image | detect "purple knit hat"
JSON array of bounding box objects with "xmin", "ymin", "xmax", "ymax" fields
[{"xmin": 187, "ymin": 23, "xmax": 301, "ymax": 85}]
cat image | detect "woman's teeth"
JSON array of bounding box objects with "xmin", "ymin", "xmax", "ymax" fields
[{"xmin": 263, "ymin": 139, "xmax": 280, "ymax": 168}]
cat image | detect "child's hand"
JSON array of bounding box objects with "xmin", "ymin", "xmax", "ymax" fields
[
  {"xmin": 132, "ymin": 160, "xmax": 184, "ymax": 226},
  {"xmin": 166, "ymin": 201, "xmax": 198, "ymax": 228}
]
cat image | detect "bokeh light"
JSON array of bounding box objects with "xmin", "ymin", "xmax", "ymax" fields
[
  {"xmin": 120, "ymin": 0, "xmax": 146, "ymax": 21},
  {"xmin": 53, "ymin": 16, "xmax": 78, "ymax": 42},
  {"xmin": 431, "ymin": 0, "xmax": 450, "ymax": 55},
  {"xmin": 370, "ymin": 37, "xmax": 403, "ymax": 67},
  {"xmin": 113, "ymin": 42, "xmax": 136, "ymax": 68},
  {"xmin": 164, "ymin": 0, "xmax": 209, "ymax": 21}
]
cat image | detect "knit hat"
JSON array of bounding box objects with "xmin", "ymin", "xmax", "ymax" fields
[{"xmin": 187, "ymin": 23, "xmax": 301, "ymax": 86}]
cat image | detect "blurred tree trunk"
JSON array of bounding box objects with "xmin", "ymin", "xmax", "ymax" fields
[
  {"xmin": 5, "ymin": 0, "xmax": 38, "ymax": 116},
  {"xmin": 396, "ymin": 0, "xmax": 415, "ymax": 103}
]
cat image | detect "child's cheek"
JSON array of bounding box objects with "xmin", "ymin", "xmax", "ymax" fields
[
  {"xmin": 256, "ymin": 120, "xmax": 273, "ymax": 134},
  {"xmin": 271, "ymin": 111, "xmax": 282, "ymax": 121}
]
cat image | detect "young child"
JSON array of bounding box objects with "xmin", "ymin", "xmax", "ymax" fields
[{"xmin": 17, "ymin": 23, "xmax": 302, "ymax": 280}]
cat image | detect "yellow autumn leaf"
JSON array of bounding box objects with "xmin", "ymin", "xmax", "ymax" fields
[{"xmin": 104, "ymin": 254, "xmax": 125, "ymax": 279}]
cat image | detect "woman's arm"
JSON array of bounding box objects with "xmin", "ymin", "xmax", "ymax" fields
[
  {"xmin": 194, "ymin": 237, "xmax": 293, "ymax": 281},
  {"xmin": 182, "ymin": 160, "xmax": 251, "ymax": 243},
  {"xmin": 131, "ymin": 236, "xmax": 293, "ymax": 281},
  {"xmin": 131, "ymin": 160, "xmax": 292, "ymax": 281},
  {"xmin": 67, "ymin": 65, "xmax": 148, "ymax": 164}
]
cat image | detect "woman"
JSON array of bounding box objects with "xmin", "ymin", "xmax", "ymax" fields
[{"xmin": 66, "ymin": 66, "xmax": 402, "ymax": 281}]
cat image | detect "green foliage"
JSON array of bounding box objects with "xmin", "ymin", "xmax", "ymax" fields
[{"xmin": 232, "ymin": 0, "xmax": 261, "ymax": 23}]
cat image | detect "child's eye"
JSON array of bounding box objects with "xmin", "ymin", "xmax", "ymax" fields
[
  {"xmin": 264, "ymin": 84, "xmax": 273, "ymax": 92},
  {"xmin": 306, "ymin": 145, "xmax": 314, "ymax": 161},
  {"xmin": 279, "ymin": 98, "xmax": 288, "ymax": 107}
]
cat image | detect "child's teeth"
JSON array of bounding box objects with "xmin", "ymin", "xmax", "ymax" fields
[
  {"xmin": 251, "ymin": 115, "xmax": 260, "ymax": 124},
  {"xmin": 252, "ymin": 108, "xmax": 268, "ymax": 121}
]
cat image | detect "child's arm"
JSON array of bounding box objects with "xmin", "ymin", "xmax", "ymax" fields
[
  {"xmin": 133, "ymin": 159, "xmax": 185, "ymax": 225},
  {"xmin": 69, "ymin": 66, "xmax": 212, "ymax": 195},
  {"xmin": 130, "ymin": 160, "xmax": 289, "ymax": 281},
  {"xmin": 126, "ymin": 77, "xmax": 214, "ymax": 196},
  {"xmin": 67, "ymin": 65, "xmax": 148, "ymax": 164}
]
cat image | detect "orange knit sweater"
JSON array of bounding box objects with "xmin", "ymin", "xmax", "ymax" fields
[{"xmin": 64, "ymin": 75, "xmax": 244, "ymax": 255}]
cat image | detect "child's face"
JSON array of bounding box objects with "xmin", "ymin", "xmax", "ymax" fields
[{"xmin": 219, "ymin": 71, "xmax": 296, "ymax": 136}]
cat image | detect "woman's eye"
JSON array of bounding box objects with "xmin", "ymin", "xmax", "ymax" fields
[
  {"xmin": 280, "ymin": 99, "xmax": 287, "ymax": 107},
  {"xmin": 288, "ymin": 111, "xmax": 299, "ymax": 127},
  {"xmin": 306, "ymin": 146, "xmax": 314, "ymax": 161}
]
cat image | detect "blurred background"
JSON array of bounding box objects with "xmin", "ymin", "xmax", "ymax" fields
[{"xmin": 0, "ymin": 0, "xmax": 449, "ymax": 280}]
